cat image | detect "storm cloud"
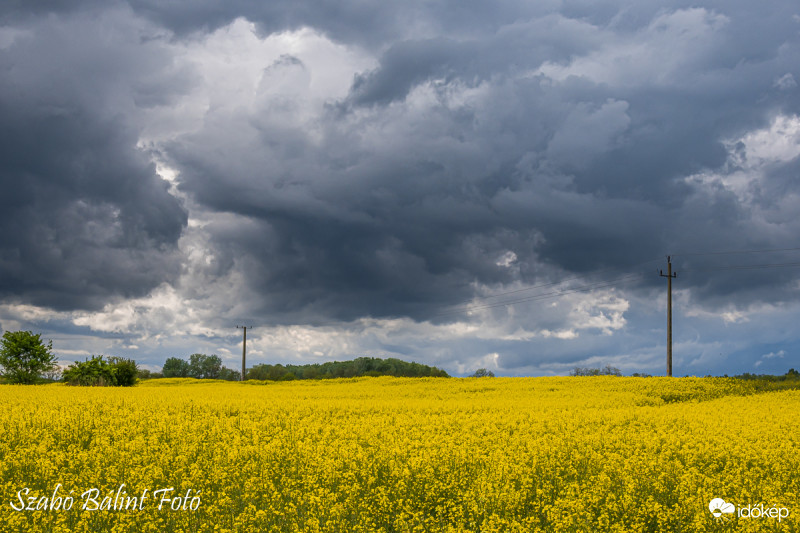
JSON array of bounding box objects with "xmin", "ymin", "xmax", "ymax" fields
[
  {"xmin": 0, "ymin": 7, "xmax": 188, "ymax": 310},
  {"xmin": 1, "ymin": 0, "xmax": 799, "ymax": 375}
]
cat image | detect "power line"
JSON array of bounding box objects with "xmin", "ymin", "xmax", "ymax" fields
[
  {"xmin": 681, "ymin": 261, "xmax": 800, "ymax": 273},
  {"xmin": 671, "ymin": 246, "xmax": 800, "ymax": 257},
  {"xmin": 305, "ymin": 270, "xmax": 649, "ymax": 328},
  {"xmin": 442, "ymin": 257, "xmax": 663, "ymax": 307},
  {"xmin": 429, "ymin": 273, "xmax": 645, "ymax": 319},
  {"xmin": 300, "ymin": 249, "xmax": 800, "ymax": 328}
]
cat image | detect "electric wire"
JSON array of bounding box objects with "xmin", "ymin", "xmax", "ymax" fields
[
  {"xmin": 671, "ymin": 247, "xmax": 800, "ymax": 257},
  {"xmin": 302, "ymin": 247, "xmax": 800, "ymax": 327},
  {"xmin": 429, "ymin": 273, "xmax": 645, "ymax": 319},
  {"xmin": 461, "ymin": 257, "xmax": 662, "ymax": 304},
  {"xmin": 680, "ymin": 261, "xmax": 800, "ymax": 273}
]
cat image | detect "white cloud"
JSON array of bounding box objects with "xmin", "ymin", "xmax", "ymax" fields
[
  {"xmin": 539, "ymin": 329, "xmax": 579, "ymax": 339},
  {"xmin": 133, "ymin": 18, "xmax": 377, "ymax": 150},
  {"xmin": 730, "ymin": 114, "xmax": 800, "ymax": 168},
  {"xmin": 684, "ymin": 114, "xmax": 800, "ymax": 205},
  {"xmin": 753, "ymin": 349, "xmax": 785, "ymax": 368},
  {"xmin": 536, "ymin": 8, "xmax": 729, "ymax": 87},
  {"xmin": 495, "ymin": 251, "xmax": 518, "ymax": 267}
]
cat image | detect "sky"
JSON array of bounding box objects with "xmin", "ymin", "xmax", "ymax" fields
[{"xmin": 1, "ymin": 0, "xmax": 799, "ymax": 377}]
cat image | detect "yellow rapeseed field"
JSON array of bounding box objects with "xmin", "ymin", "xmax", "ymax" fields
[{"xmin": 1, "ymin": 377, "xmax": 798, "ymax": 532}]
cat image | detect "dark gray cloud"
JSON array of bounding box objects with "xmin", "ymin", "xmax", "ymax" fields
[
  {"xmin": 2, "ymin": 0, "xmax": 800, "ymax": 335},
  {"xmin": 161, "ymin": 0, "xmax": 800, "ymax": 323},
  {"xmin": 0, "ymin": 6, "xmax": 188, "ymax": 310}
]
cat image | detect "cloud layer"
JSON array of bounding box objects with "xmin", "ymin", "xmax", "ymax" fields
[{"xmin": 1, "ymin": 1, "xmax": 799, "ymax": 375}]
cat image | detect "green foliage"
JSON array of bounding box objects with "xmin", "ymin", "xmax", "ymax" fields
[
  {"xmin": 246, "ymin": 357, "xmax": 449, "ymax": 381},
  {"xmin": 469, "ymin": 368, "xmax": 495, "ymax": 378},
  {"xmin": 162, "ymin": 357, "xmax": 190, "ymax": 378},
  {"xmin": 732, "ymin": 369, "xmax": 800, "ymax": 381},
  {"xmin": 136, "ymin": 368, "xmax": 163, "ymax": 380},
  {"xmin": 159, "ymin": 356, "xmax": 448, "ymax": 382},
  {"xmin": 162, "ymin": 354, "xmax": 229, "ymax": 380},
  {"xmin": 188, "ymin": 353, "xmax": 222, "ymax": 379},
  {"xmin": 62, "ymin": 355, "xmax": 138, "ymax": 386},
  {"xmin": 108, "ymin": 356, "xmax": 138, "ymax": 386},
  {"xmin": 0, "ymin": 330, "xmax": 57, "ymax": 384},
  {"xmin": 570, "ymin": 365, "xmax": 622, "ymax": 377},
  {"xmin": 218, "ymin": 366, "xmax": 241, "ymax": 381},
  {"xmin": 63, "ymin": 356, "xmax": 109, "ymax": 386}
]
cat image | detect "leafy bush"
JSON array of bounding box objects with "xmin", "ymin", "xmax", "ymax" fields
[
  {"xmin": 63, "ymin": 355, "xmax": 138, "ymax": 386},
  {"xmin": 469, "ymin": 368, "xmax": 495, "ymax": 378}
]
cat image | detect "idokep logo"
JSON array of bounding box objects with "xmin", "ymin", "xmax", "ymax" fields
[
  {"xmin": 709, "ymin": 498, "xmax": 735, "ymax": 519},
  {"xmin": 709, "ymin": 498, "xmax": 790, "ymax": 522}
]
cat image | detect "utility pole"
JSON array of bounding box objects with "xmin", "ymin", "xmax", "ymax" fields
[
  {"xmin": 659, "ymin": 256, "xmax": 677, "ymax": 377},
  {"xmin": 236, "ymin": 325, "xmax": 250, "ymax": 381}
]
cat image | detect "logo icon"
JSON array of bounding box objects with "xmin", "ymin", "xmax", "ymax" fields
[{"xmin": 710, "ymin": 498, "xmax": 735, "ymax": 519}]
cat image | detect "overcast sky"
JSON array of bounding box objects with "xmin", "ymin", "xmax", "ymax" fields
[{"xmin": 1, "ymin": 0, "xmax": 799, "ymax": 376}]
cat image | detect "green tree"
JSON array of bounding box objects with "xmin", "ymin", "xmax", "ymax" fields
[
  {"xmin": 189, "ymin": 353, "xmax": 222, "ymax": 379},
  {"xmin": 470, "ymin": 368, "xmax": 495, "ymax": 378},
  {"xmin": 0, "ymin": 330, "xmax": 57, "ymax": 384},
  {"xmin": 162, "ymin": 357, "xmax": 190, "ymax": 377},
  {"xmin": 107, "ymin": 356, "xmax": 138, "ymax": 386}
]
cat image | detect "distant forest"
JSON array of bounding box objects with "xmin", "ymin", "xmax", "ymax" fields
[
  {"xmin": 146, "ymin": 355, "xmax": 450, "ymax": 381},
  {"xmin": 247, "ymin": 357, "xmax": 450, "ymax": 380}
]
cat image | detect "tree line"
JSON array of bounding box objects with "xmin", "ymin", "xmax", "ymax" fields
[
  {"xmin": 157, "ymin": 355, "xmax": 450, "ymax": 380},
  {"xmin": 245, "ymin": 357, "xmax": 449, "ymax": 380}
]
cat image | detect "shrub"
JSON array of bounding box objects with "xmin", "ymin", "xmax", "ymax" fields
[{"xmin": 63, "ymin": 355, "xmax": 138, "ymax": 386}]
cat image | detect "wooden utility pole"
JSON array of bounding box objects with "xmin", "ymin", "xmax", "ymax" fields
[
  {"xmin": 659, "ymin": 257, "xmax": 677, "ymax": 377},
  {"xmin": 236, "ymin": 325, "xmax": 250, "ymax": 381}
]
